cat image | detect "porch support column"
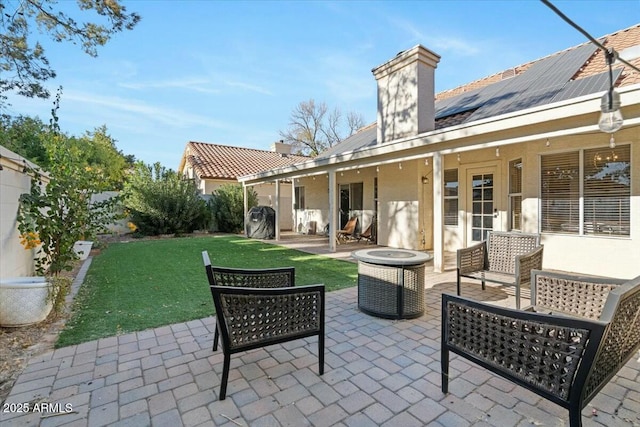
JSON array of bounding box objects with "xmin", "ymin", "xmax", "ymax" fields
[
  {"xmin": 275, "ymin": 179, "xmax": 281, "ymax": 241},
  {"xmin": 243, "ymin": 184, "xmax": 248, "ymax": 235},
  {"xmin": 432, "ymin": 152, "xmax": 444, "ymax": 273},
  {"xmin": 328, "ymin": 170, "xmax": 337, "ymax": 252}
]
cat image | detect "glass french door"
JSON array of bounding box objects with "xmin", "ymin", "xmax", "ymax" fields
[{"xmin": 467, "ymin": 169, "xmax": 496, "ymax": 244}]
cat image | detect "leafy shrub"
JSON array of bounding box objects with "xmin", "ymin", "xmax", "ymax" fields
[
  {"xmin": 208, "ymin": 184, "xmax": 258, "ymax": 233},
  {"xmin": 17, "ymin": 91, "xmax": 120, "ymax": 276},
  {"xmin": 124, "ymin": 162, "xmax": 209, "ymax": 235}
]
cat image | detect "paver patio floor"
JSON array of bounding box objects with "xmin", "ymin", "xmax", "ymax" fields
[{"xmin": 2, "ymin": 236, "xmax": 639, "ymax": 426}]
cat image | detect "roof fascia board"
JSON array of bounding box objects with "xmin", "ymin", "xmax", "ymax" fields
[{"xmin": 238, "ymin": 83, "xmax": 640, "ymax": 184}]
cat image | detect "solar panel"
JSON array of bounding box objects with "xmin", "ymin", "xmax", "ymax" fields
[
  {"xmin": 467, "ymin": 42, "xmax": 600, "ymax": 121},
  {"xmin": 550, "ymin": 68, "xmax": 622, "ymax": 103}
]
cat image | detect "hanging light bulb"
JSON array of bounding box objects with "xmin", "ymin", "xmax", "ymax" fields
[
  {"xmin": 598, "ymin": 90, "xmax": 623, "ymax": 133},
  {"xmin": 609, "ymin": 135, "xmax": 616, "ymax": 149},
  {"xmin": 598, "ymin": 49, "xmax": 624, "ymax": 133},
  {"xmin": 545, "ymin": 138, "xmax": 550, "ymax": 147}
]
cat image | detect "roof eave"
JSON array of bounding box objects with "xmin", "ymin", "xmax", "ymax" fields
[{"xmin": 238, "ymin": 83, "xmax": 640, "ymax": 184}]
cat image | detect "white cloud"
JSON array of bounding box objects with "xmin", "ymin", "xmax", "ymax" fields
[
  {"xmin": 119, "ymin": 77, "xmax": 221, "ymax": 94},
  {"xmin": 64, "ymin": 90, "xmax": 227, "ymax": 129},
  {"xmin": 224, "ymin": 80, "xmax": 273, "ymax": 95},
  {"xmin": 389, "ymin": 17, "xmax": 481, "ymax": 57}
]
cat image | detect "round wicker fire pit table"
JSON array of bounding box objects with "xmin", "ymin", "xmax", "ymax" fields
[{"xmin": 352, "ymin": 249, "xmax": 432, "ymax": 319}]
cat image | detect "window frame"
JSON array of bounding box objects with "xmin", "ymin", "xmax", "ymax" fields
[
  {"xmin": 540, "ymin": 145, "xmax": 630, "ymax": 237},
  {"xmin": 508, "ymin": 158, "xmax": 523, "ymax": 231},
  {"xmin": 444, "ymin": 169, "xmax": 459, "ymax": 226}
]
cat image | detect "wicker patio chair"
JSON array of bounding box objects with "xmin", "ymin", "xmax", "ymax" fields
[
  {"xmin": 202, "ymin": 251, "xmax": 325, "ymax": 400},
  {"xmin": 456, "ymin": 231, "xmax": 543, "ymax": 309},
  {"xmin": 202, "ymin": 251, "xmax": 295, "ymax": 350},
  {"xmin": 442, "ymin": 270, "xmax": 640, "ymax": 427}
]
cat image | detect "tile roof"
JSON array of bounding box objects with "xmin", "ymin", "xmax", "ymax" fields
[
  {"xmin": 319, "ymin": 24, "xmax": 640, "ymax": 159},
  {"xmin": 183, "ymin": 141, "xmax": 309, "ymax": 180}
]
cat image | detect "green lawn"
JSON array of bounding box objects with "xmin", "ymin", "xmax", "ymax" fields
[{"xmin": 56, "ymin": 235, "xmax": 357, "ymax": 348}]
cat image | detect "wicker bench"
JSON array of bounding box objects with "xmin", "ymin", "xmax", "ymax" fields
[
  {"xmin": 456, "ymin": 231, "xmax": 543, "ymax": 309},
  {"xmin": 442, "ymin": 270, "xmax": 640, "ymax": 427},
  {"xmin": 202, "ymin": 251, "xmax": 325, "ymax": 400}
]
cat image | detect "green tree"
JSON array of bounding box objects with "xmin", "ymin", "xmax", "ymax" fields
[
  {"xmin": 0, "ymin": 0, "xmax": 140, "ymax": 107},
  {"xmin": 0, "ymin": 115, "xmax": 132, "ymax": 189},
  {"xmin": 124, "ymin": 162, "xmax": 210, "ymax": 235},
  {"xmin": 79, "ymin": 125, "xmax": 130, "ymax": 190},
  {"xmin": 17, "ymin": 92, "xmax": 120, "ymax": 276},
  {"xmin": 0, "ymin": 114, "xmax": 49, "ymax": 167},
  {"xmin": 209, "ymin": 184, "xmax": 258, "ymax": 233}
]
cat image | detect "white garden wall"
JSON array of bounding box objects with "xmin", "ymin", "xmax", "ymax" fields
[{"xmin": 0, "ymin": 146, "xmax": 43, "ymax": 279}]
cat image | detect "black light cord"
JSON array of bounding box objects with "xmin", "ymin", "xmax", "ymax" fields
[{"xmin": 541, "ymin": 0, "xmax": 640, "ymax": 74}]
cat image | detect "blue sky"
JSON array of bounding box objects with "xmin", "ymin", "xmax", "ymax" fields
[{"xmin": 5, "ymin": 0, "xmax": 640, "ymax": 169}]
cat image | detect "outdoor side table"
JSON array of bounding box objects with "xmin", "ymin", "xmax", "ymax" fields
[{"xmin": 352, "ymin": 249, "xmax": 432, "ymax": 319}]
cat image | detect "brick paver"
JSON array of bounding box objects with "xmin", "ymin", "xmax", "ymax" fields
[{"xmin": 2, "ymin": 242, "xmax": 639, "ymax": 426}]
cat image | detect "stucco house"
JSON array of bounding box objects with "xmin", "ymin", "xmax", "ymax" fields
[
  {"xmin": 178, "ymin": 141, "xmax": 308, "ymax": 230},
  {"xmin": 238, "ymin": 24, "xmax": 640, "ymax": 279}
]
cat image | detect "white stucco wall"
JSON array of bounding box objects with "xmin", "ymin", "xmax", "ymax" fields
[
  {"xmin": 378, "ymin": 162, "xmax": 421, "ymax": 249},
  {"xmin": 0, "ymin": 146, "xmax": 40, "ymax": 278}
]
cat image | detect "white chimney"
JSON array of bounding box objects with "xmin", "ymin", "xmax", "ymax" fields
[
  {"xmin": 372, "ymin": 45, "xmax": 440, "ymax": 143},
  {"xmin": 271, "ymin": 140, "xmax": 291, "ymax": 155}
]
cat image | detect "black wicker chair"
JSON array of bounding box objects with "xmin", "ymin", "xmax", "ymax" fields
[
  {"xmin": 442, "ymin": 270, "xmax": 640, "ymax": 427},
  {"xmin": 456, "ymin": 231, "xmax": 543, "ymax": 309},
  {"xmin": 202, "ymin": 251, "xmax": 325, "ymax": 400},
  {"xmin": 202, "ymin": 251, "xmax": 296, "ymax": 351}
]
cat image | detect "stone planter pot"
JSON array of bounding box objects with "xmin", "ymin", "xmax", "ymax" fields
[{"xmin": 0, "ymin": 277, "xmax": 53, "ymax": 327}]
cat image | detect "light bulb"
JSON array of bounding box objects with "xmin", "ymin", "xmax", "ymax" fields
[
  {"xmin": 609, "ymin": 135, "xmax": 616, "ymax": 149},
  {"xmin": 599, "ymin": 110, "xmax": 624, "ymax": 133},
  {"xmin": 598, "ymin": 90, "xmax": 623, "ymax": 133}
]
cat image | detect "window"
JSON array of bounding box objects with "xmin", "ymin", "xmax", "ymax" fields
[
  {"xmin": 541, "ymin": 145, "xmax": 630, "ymax": 236},
  {"xmin": 444, "ymin": 169, "xmax": 458, "ymax": 226},
  {"xmin": 509, "ymin": 159, "xmax": 522, "ymax": 231},
  {"xmin": 294, "ymin": 186, "xmax": 305, "ymax": 210},
  {"xmin": 583, "ymin": 147, "xmax": 630, "ymax": 235}
]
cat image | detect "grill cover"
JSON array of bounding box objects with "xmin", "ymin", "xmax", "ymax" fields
[{"xmin": 245, "ymin": 206, "xmax": 275, "ymax": 239}]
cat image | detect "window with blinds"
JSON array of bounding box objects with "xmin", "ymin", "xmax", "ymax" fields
[
  {"xmin": 509, "ymin": 159, "xmax": 522, "ymax": 231},
  {"xmin": 540, "ymin": 145, "xmax": 630, "ymax": 236},
  {"xmin": 583, "ymin": 146, "xmax": 630, "ymax": 235},
  {"xmin": 541, "ymin": 152, "xmax": 580, "ymax": 233},
  {"xmin": 444, "ymin": 169, "xmax": 458, "ymax": 226}
]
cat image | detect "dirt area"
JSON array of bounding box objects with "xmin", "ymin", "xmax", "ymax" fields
[{"xmin": 0, "ymin": 259, "xmax": 84, "ymax": 405}]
